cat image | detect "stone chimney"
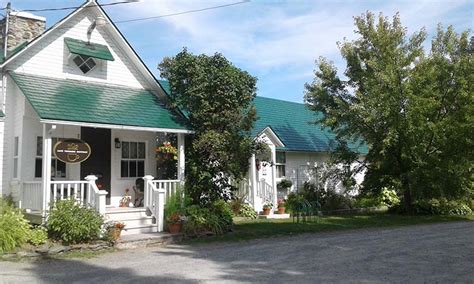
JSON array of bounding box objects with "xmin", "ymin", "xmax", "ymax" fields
[{"xmin": 0, "ymin": 9, "xmax": 46, "ymax": 51}]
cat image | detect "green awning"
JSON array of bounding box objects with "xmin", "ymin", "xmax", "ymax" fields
[
  {"xmin": 10, "ymin": 72, "xmax": 190, "ymax": 131},
  {"xmin": 64, "ymin": 37, "xmax": 114, "ymax": 61}
]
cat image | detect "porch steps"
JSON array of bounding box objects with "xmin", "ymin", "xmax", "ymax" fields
[{"xmin": 105, "ymin": 208, "xmax": 158, "ymax": 235}]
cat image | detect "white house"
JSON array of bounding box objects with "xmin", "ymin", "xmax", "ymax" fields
[
  {"xmin": 0, "ymin": 0, "xmax": 366, "ymax": 234},
  {"xmin": 0, "ymin": 0, "xmax": 192, "ymax": 234}
]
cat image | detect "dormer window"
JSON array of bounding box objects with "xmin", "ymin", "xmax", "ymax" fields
[
  {"xmin": 73, "ymin": 55, "xmax": 97, "ymax": 74},
  {"xmin": 64, "ymin": 37, "xmax": 115, "ymax": 75}
]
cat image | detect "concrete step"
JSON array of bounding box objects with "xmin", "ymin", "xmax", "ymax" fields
[
  {"xmin": 106, "ymin": 208, "xmax": 150, "ymax": 220},
  {"xmin": 121, "ymin": 224, "xmax": 158, "ymax": 236},
  {"xmin": 114, "ymin": 216, "xmax": 155, "ymax": 227}
]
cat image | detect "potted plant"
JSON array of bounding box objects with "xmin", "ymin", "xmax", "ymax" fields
[
  {"xmin": 262, "ymin": 203, "xmax": 273, "ymax": 215},
  {"xmin": 167, "ymin": 213, "xmax": 184, "ymax": 234},
  {"xmin": 105, "ymin": 221, "xmax": 125, "ymax": 243},
  {"xmin": 277, "ymin": 199, "xmax": 286, "ymax": 214},
  {"xmin": 119, "ymin": 188, "xmax": 132, "ymax": 207}
]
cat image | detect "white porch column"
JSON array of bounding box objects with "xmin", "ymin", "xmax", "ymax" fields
[
  {"xmin": 250, "ymin": 153, "xmax": 258, "ymax": 210},
  {"xmin": 41, "ymin": 124, "xmax": 53, "ymax": 216},
  {"xmin": 177, "ymin": 133, "xmax": 185, "ymax": 182},
  {"xmin": 271, "ymin": 147, "xmax": 278, "ymax": 211}
]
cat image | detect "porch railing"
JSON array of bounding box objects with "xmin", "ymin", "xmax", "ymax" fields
[
  {"xmin": 143, "ymin": 175, "xmax": 166, "ymax": 232},
  {"xmin": 258, "ymin": 179, "xmax": 274, "ymax": 206},
  {"xmin": 233, "ymin": 179, "xmax": 253, "ymax": 205},
  {"xmin": 150, "ymin": 179, "xmax": 182, "ymax": 204},
  {"xmin": 19, "ymin": 175, "xmax": 107, "ymax": 216}
]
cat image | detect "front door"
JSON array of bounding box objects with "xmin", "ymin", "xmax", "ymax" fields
[{"xmin": 80, "ymin": 127, "xmax": 111, "ymax": 204}]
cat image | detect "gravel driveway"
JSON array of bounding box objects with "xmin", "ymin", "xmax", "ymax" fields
[{"xmin": 1, "ymin": 221, "xmax": 473, "ymax": 283}]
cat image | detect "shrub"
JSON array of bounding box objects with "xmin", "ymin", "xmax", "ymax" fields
[
  {"xmin": 28, "ymin": 227, "xmax": 48, "ymax": 246},
  {"xmin": 411, "ymin": 198, "xmax": 472, "ymax": 216},
  {"xmin": 355, "ymin": 188, "xmax": 400, "ymax": 209},
  {"xmin": 0, "ymin": 198, "xmax": 31, "ymax": 252},
  {"xmin": 47, "ymin": 199, "xmax": 104, "ymax": 244},
  {"xmin": 237, "ymin": 204, "xmax": 257, "ymax": 219},
  {"xmin": 230, "ymin": 194, "xmax": 246, "ymax": 216},
  {"xmin": 184, "ymin": 200, "xmax": 233, "ymax": 236}
]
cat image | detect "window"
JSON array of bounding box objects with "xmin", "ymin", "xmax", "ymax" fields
[
  {"xmin": 13, "ymin": 137, "xmax": 19, "ymax": 178},
  {"xmin": 121, "ymin": 141, "xmax": 146, "ymax": 178},
  {"xmin": 73, "ymin": 55, "xmax": 97, "ymax": 74},
  {"xmin": 276, "ymin": 151, "xmax": 286, "ymax": 178},
  {"xmin": 35, "ymin": 137, "xmax": 67, "ymax": 178}
]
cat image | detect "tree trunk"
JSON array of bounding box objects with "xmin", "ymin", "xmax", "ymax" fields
[{"xmin": 401, "ymin": 173, "xmax": 413, "ymax": 213}]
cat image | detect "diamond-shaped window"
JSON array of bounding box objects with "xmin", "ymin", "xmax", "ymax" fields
[{"xmin": 73, "ymin": 55, "xmax": 97, "ymax": 74}]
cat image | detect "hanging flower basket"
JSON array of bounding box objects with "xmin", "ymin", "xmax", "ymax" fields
[{"xmin": 156, "ymin": 142, "xmax": 178, "ymax": 161}]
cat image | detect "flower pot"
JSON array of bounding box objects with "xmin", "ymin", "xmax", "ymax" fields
[
  {"xmin": 108, "ymin": 228, "xmax": 122, "ymax": 243},
  {"xmin": 168, "ymin": 223, "xmax": 182, "ymax": 234},
  {"xmin": 278, "ymin": 207, "xmax": 286, "ymax": 214},
  {"xmin": 262, "ymin": 208, "xmax": 271, "ymax": 215}
]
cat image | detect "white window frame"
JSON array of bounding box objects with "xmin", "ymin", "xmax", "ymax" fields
[
  {"xmin": 120, "ymin": 141, "xmax": 147, "ymax": 179},
  {"xmin": 34, "ymin": 136, "xmax": 67, "ymax": 179},
  {"xmin": 276, "ymin": 151, "xmax": 286, "ymax": 179}
]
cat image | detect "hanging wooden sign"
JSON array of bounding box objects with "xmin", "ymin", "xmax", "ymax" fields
[{"xmin": 53, "ymin": 138, "xmax": 91, "ymax": 164}]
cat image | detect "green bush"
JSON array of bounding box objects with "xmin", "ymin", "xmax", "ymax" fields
[
  {"xmin": 355, "ymin": 188, "xmax": 400, "ymax": 209},
  {"xmin": 28, "ymin": 227, "xmax": 48, "ymax": 246},
  {"xmin": 237, "ymin": 204, "xmax": 257, "ymax": 219},
  {"xmin": 47, "ymin": 199, "xmax": 104, "ymax": 244},
  {"xmin": 411, "ymin": 198, "xmax": 472, "ymax": 216},
  {"xmin": 164, "ymin": 189, "xmax": 185, "ymax": 224},
  {"xmin": 0, "ymin": 198, "xmax": 31, "ymax": 252},
  {"xmin": 184, "ymin": 200, "xmax": 233, "ymax": 236},
  {"xmin": 297, "ymin": 182, "xmax": 354, "ymax": 211}
]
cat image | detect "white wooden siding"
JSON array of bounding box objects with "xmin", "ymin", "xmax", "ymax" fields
[{"xmin": 9, "ymin": 9, "xmax": 149, "ymax": 89}]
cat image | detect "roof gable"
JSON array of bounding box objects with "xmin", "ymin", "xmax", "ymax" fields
[{"xmin": 1, "ymin": 1, "xmax": 168, "ymax": 98}]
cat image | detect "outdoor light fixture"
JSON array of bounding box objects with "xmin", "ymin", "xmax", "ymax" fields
[
  {"xmin": 87, "ymin": 16, "xmax": 106, "ymax": 45},
  {"xmin": 115, "ymin": 138, "xmax": 121, "ymax": 149}
]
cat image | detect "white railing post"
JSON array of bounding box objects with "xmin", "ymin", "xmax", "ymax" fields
[
  {"xmin": 154, "ymin": 188, "xmax": 165, "ymax": 232},
  {"xmin": 143, "ymin": 175, "xmax": 154, "ymax": 208},
  {"xmin": 97, "ymin": 191, "xmax": 108, "ymax": 215},
  {"xmin": 85, "ymin": 175, "xmax": 106, "ymax": 215}
]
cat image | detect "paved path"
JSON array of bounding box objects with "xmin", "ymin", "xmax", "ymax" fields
[{"xmin": 1, "ymin": 222, "xmax": 473, "ymax": 283}]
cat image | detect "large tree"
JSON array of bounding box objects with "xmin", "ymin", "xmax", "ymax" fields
[
  {"xmin": 159, "ymin": 49, "xmax": 257, "ymax": 204},
  {"xmin": 304, "ymin": 12, "xmax": 473, "ymax": 210}
]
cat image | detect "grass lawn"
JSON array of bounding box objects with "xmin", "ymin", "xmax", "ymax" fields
[{"xmin": 187, "ymin": 213, "xmax": 474, "ymax": 244}]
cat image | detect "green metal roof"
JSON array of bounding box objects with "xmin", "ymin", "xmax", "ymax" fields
[
  {"xmin": 253, "ymin": 97, "xmax": 367, "ymax": 153},
  {"xmin": 0, "ymin": 110, "xmax": 4, "ymax": 118},
  {"xmin": 64, "ymin": 38, "xmax": 114, "ymax": 61},
  {"xmin": 10, "ymin": 73, "xmax": 189, "ymax": 131},
  {"xmin": 158, "ymin": 80, "xmax": 367, "ymax": 153}
]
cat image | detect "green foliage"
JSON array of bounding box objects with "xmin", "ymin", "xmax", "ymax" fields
[
  {"xmin": 355, "ymin": 188, "xmax": 401, "ymax": 208},
  {"xmin": 254, "ymin": 140, "xmax": 272, "ymax": 163},
  {"xmin": 237, "ymin": 204, "xmax": 257, "ymax": 219},
  {"xmin": 164, "ymin": 189, "xmax": 185, "ymax": 223},
  {"xmin": 159, "ymin": 49, "xmax": 257, "ymax": 204},
  {"xmin": 184, "ymin": 200, "xmax": 233, "ymax": 236},
  {"xmin": 277, "ymin": 179, "xmax": 293, "ymax": 189},
  {"xmin": 28, "ymin": 227, "xmax": 48, "ymax": 246},
  {"xmin": 47, "ymin": 199, "xmax": 104, "ymax": 244},
  {"xmin": 0, "ymin": 198, "xmax": 31, "ymax": 252},
  {"xmin": 262, "ymin": 203, "xmax": 273, "ymax": 210},
  {"xmin": 298, "ymin": 182, "xmax": 353, "ymax": 211},
  {"xmin": 399, "ymin": 198, "xmax": 473, "ymax": 216},
  {"xmin": 304, "ymin": 12, "xmax": 473, "ymax": 210}
]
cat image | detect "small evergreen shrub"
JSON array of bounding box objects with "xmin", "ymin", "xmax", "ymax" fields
[
  {"xmin": 0, "ymin": 198, "xmax": 31, "ymax": 252},
  {"xmin": 47, "ymin": 199, "xmax": 104, "ymax": 244}
]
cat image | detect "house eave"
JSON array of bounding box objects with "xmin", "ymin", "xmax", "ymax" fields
[{"xmin": 40, "ymin": 119, "xmax": 194, "ymax": 134}]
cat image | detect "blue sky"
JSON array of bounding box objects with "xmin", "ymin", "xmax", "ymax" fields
[{"xmin": 2, "ymin": 0, "xmax": 473, "ymax": 102}]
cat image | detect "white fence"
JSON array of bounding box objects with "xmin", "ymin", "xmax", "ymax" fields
[{"xmin": 151, "ymin": 179, "xmax": 181, "ymax": 204}]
